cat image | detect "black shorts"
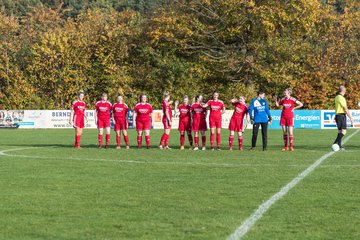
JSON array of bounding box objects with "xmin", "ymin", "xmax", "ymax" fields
[{"xmin": 335, "ymin": 114, "xmax": 347, "ymax": 130}]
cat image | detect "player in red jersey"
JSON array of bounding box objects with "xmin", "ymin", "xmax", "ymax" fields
[
  {"xmin": 202, "ymin": 91, "xmax": 225, "ymax": 150},
  {"xmin": 112, "ymin": 94, "xmax": 130, "ymax": 149},
  {"xmin": 191, "ymin": 95, "xmax": 208, "ymax": 150},
  {"xmin": 158, "ymin": 91, "xmax": 173, "ymax": 150},
  {"xmin": 175, "ymin": 95, "xmax": 193, "ymax": 150},
  {"xmin": 228, "ymin": 96, "xmax": 249, "ymax": 151},
  {"xmin": 95, "ymin": 93, "xmax": 112, "ymax": 148},
  {"xmin": 274, "ymin": 88, "xmax": 303, "ymax": 151},
  {"xmin": 133, "ymin": 94, "xmax": 153, "ymax": 149},
  {"xmin": 69, "ymin": 90, "xmax": 87, "ymax": 149}
]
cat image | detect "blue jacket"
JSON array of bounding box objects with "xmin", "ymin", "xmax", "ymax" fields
[{"xmin": 249, "ymin": 97, "xmax": 272, "ymax": 123}]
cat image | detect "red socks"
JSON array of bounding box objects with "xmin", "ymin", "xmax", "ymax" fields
[
  {"xmin": 159, "ymin": 133, "xmax": 169, "ymax": 147},
  {"xmin": 238, "ymin": 136, "xmax": 243, "ymax": 150},
  {"xmin": 145, "ymin": 135, "xmax": 151, "ymax": 147},
  {"xmin": 159, "ymin": 133, "xmax": 166, "ymax": 146},
  {"xmin": 188, "ymin": 133, "xmax": 193, "ymax": 146},
  {"xmin": 75, "ymin": 135, "xmax": 81, "ymax": 148},
  {"xmin": 116, "ymin": 135, "xmax": 121, "ymax": 147},
  {"xmin": 194, "ymin": 136, "xmax": 199, "ymax": 147},
  {"xmin": 180, "ymin": 133, "xmax": 185, "ymax": 146},
  {"xmin": 137, "ymin": 135, "xmax": 142, "ymax": 148},
  {"xmin": 105, "ymin": 134, "xmax": 110, "ymax": 147},
  {"xmin": 98, "ymin": 134, "xmax": 103, "ymax": 147},
  {"xmin": 283, "ymin": 134, "xmax": 288, "ymax": 148},
  {"xmin": 229, "ymin": 136, "xmax": 234, "ymax": 149},
  {"xmin": 202, "ymin": 136, "xmax": 206, "ymax": 147},
  {"xmin": 124, "ymin": 135, "xmax": 129, "ymax": 146},
  {"xmin": 165, "ymin": 134, "xmax": 169, "ymax": 147},
  {"xmin": 216, "ymin": 133, "xmax": 221, "ymax": 148},
  {"xmin": 210, "ymin": 133, "xmax": 215, "ymax": 148},
  {"xmin": 289, "ymin": 135, "xmax": 294, "ymax": 148}
]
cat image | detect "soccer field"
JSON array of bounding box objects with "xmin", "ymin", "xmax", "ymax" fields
[{"xmin": 0, "ymin": 129, "xmax": 359, "ymax": 240}]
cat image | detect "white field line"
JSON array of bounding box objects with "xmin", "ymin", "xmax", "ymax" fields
[
  {"xmin": 0, "ymin": 148, "xmax": 310, "ymax": 168},
  {"xmin": 227, "ymin": 129, "xmax": 360, "ymax": 240},
  {"xmin": 0, "ymin": 146, "xmax": 359, "ymax": 169}
]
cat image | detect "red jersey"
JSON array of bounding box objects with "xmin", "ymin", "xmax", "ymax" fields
[
  {"xmin": 191, "ymin": 103, "xmax": 207, "ymax": 120},
  {"xmin": 231, "ymin": 103, "xmax": 248, "ymax": 119},
  {"xmin": 134, "ymin": 103, "xmax": 153, "ymax": 121},
  {"xmin": 112, "ymin": 103, "xmax": 129, "ymax": 119},
  {"xmin": 162, "ymin": 100, "xmax": 172, "ymax": 120},
  {"xmin": 72, "ymin": 100, "xmax": 86, "ymax": 116},
  {"xmin": 178, "ymin": 104, "xmax": 191, "ymax": 120},
  {"xmin": 95, "ymin": 101, "xmax": 112, "ymax": 120},
  {"xmin": 207, "ymin": 100, "xmax": 224, "ymax": 119},
  {"xmin": 278, "ymin": 97, "xmax": 297, "ymax": 117}
]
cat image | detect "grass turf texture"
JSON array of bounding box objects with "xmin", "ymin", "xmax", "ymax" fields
[{"xmin": 0, "ymin": 129, "xmax": 359, "ymax": 240}]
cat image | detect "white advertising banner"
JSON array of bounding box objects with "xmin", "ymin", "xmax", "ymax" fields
[
  {"xmin": 3, "ymin": 109, "xmax": 359, "ymax": 129},
  {"xmin": 321, "ymin": 110, "xmax": 360, "ymax": 129},
  {"xmin": 0, "ymin": 110, "xmax": 96, "ymax": 129}
]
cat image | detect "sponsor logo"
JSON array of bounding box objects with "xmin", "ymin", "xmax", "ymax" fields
[
  {"xmin": 211, "ymin": 106, "xmax": 221, "ymax": 110},
  {"xmin": 322, "ymin": 111, "xmax": 337, "ymax": 128},
  {"xmin": 99, "ymin": 107, "xmax": 109, "ymax": 112},
  {"xmin": 235, "ymin": 107, "xmax": 244, "ymax": 113},
  {"xmin": 115, "ymin": 107, "xmax": 124, "ymax": 112},
  {"xmin": 254, "ymin": 100, "xmax": 262, "ymax": 107}
]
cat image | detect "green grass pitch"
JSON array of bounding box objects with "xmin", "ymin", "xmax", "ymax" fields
[{"xmin": 0, "ymin": 129, "xmax": 359, "ymax": 240}]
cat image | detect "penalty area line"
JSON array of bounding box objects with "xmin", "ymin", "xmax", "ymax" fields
[{"xmin": 227, "ymin": 129, "xmax": 360, "ymax": 240}]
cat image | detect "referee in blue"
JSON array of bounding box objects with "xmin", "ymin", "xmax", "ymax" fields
[{"xmin": 249, "ymin": 90, "xmax": 272, "ymax": 151}]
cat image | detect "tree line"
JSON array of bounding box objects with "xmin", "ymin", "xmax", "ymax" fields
[{"xmin": 0, "ymin": 0, "xmax": 359, "ymax": 110}]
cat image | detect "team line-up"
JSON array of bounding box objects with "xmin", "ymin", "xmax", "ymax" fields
[{"xmin": 70, "ymin": 86, "xmax": 354, "ymax": 151}]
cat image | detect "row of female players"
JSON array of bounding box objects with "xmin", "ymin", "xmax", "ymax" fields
[{"xmin": 69, "ymin": 89, "xmax": 303, "ymax": 151}]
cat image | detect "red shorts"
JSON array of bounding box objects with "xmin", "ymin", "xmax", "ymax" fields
[
  {"xmin": 162, "ymin": 117, "xmax": 172, "ymax": 130},
  {"xmin": 114, "ymin": 118, "xmax": 127, "ymax": 131},
  {"xmin": 192, "ymin": 117, "xmax": 207, "ymax": 132},
  {"xmin": 73, "ymin": 115, "xmax": 85, "ymax": 129},
  {"xmin": 178, "ymin": 118, "xmax": 191, "ymax": 132},
  {"xmin": 97, "ymin": 118, "xmax": 110, "ymax": 128},
  {"xmin": 136, "ymin": 119, "xmax": 151, "ymax": 131},
  {"xmin": 228, "ymin": 117, "xmax": 244, "ymax": 132},
  {"xmin": 209, "ymin": 117, "xmax": 222, "ymax": 128},
  {"xmin": 280, "ymin": 116, "xmax": 294, "ymax": 127}
]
